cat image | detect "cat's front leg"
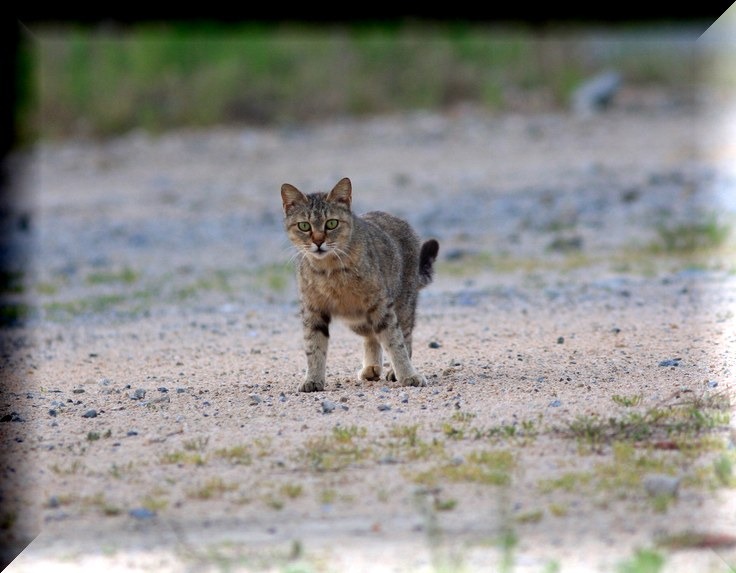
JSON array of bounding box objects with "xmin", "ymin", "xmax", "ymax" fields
[{"xmin": 299, "ymin": 307, "xmax": 330, "ymax": 392}]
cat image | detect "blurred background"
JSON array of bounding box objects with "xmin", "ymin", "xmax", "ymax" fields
[{"xmin": 11, "ymin": 17, "xmax": 717, "ymax": 144}]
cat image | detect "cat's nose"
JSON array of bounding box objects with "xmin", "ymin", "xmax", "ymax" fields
[{"xmin": 312, "ymin": 232, "xmax": 326, "ymax": 246}]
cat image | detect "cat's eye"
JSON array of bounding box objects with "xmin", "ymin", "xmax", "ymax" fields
[
  {"xmin": 325, "ymin": 219, "xmax": 339, "ymax": 230},
  {"xmin": 297, "ymin": 222, "xmax": 311, "ymax": 232}
]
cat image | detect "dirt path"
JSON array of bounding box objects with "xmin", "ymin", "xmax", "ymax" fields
[{"xmin": 2, "ymin": 99, "xmax": 736, "ymax": 572}]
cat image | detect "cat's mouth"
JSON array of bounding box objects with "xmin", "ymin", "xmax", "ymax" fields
[{"xmin": 308, "ymin": 245, "xmax": 330, "ymax": 259}]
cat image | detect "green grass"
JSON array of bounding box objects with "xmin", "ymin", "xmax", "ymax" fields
[
  {"xmin": 650, "ymin": 215, "xmax": 732, "ymax": 254},
  {"xmin": 23, "ymin": 21, "xmax": 703, "ymax": 141},
  {"xmin": 414, "ymin": 449, "xmax": 516, "ymax": 487}
]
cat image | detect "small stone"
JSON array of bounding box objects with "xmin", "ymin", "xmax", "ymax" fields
[
  {"xmin": 428, "ymin": 341, "xmax": 442, "ymax": 349},
  {"xmin": 659, "ymin": 358, "xmax": 681, "ymax": 367},
  {"xmin": 321, "ymin": 400, "xmax": 337, "ymax": 414},
  {"xmin": 72, "ymin": 388, "xmax": 85, "ymax": 394},
  {"xmin": 1, "ymin": 412, "xmax": 24, "ymax": 422},
  {"xmin": 131, "ymin": 389, "xmax": 146, "ymax": 400},
  {"xmin": 48, "ymin": 409, "xmax": 57, "ymax": 417},
  {"xmin": 157, "ymin": 387, "xmax": 168, "ymax": 393},
  {"xmin": 128, "ymin": 507, "xmax": 156, "ymax": 519},
  {"xmin": 82, "ymin": 409, "xmax": 98, "ymax": 418},
  {"xmin": 549, "ymin": 399, "xmax": 562, "ymax": 408},
  {"xmin": 643, "ymin": 473, "xmax": 680, "ymax": 497},
  {"xmin": 378, "ymin": 404, "xmax": 391, "ymax": 411},
  {"xmin": 279, "ymin": 392, "xmax": 287, "ymax": 402},
  {"xmin": 399, "ymin": 393, "xmax": 409, "ymax": 404},
  {"xmin": 708, "ymin": 380, "xmax": 719, "ymax": 388},
  {"xmin": 126, "ymin": 430, "xmax": 138, "ymax": 436},
  {"xmin": 249, "ymin": 394, "xmax": 262, "ymax": 405},
  {"xmin": 176, "ymin": 388, "xmax": 186, "ymax": 393},
  {"xmin": 557, "ymin": 336, "xmax": 565, "ymax": 344}
]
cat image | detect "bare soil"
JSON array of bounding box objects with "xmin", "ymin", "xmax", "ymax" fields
[{"xmin": 2, "ymin": 96, "xmax": 736, "ymax": 572}]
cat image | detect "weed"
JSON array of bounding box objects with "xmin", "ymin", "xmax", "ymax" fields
[
  {"xmin": 297, "ymin": 428, "xmax": 371, "ymax": 472},
  {"xmin": 86, "ymin": 266, "xmax": 139, "ymax": 285},
  {"xmin": 385, "ymin": 424, "xmax": 445, "ymax": 461},
  {"xmin": 141, "ymin": 495, "xmax": 168, "ymax": 512},
  {"xmin": 50, "ymin": 460, "xmax": 85, "ymax": 475},
  {"xmin": 414, "ymin": 449, "xmax": 515, "ymax": 487},
  {"xmin": 160, "ymin": 450, "xmax": 206, "ymax": 466},
  {"xmin": 713, "ymin": 453, "xmax": 736, "ymax": 486},
  {"xmin": 615, "ymin": 548, "xmax": 665, "ymax": 573},
  {"xmin": 538, "ymin": 471, "xmax": 593, "ymax": 494},
  {"xmin": 652, "ymin": 215, "xmax": 730, "ymax": 254},
  {"xmin": 435, "ymin": 498, "xmax": 458, "ymax": 512},
  {"xmin": 189, "ymin": 477, "xmax": 238, "ymax": 500},
  {"xmin": 451, "ymin": 412, "xmax": 476, "ymax": 423},
  {"xmin": 109, "ymin": 461, "xmax": 137, "ymax": 479},
  {"xmin": 280, "ymin": 483, "xmax": 304, "ymax": 499},
  {"xmin": 183, "ymin": 436, "xmax": 210, "ymax": 452},
  {"xmin": 441, "ymin": 423, "xmax": 464, "ymax": 440},
  {"xmin": 516, "ymin": 509, "xmax": 544, "ymax": 524},
  {"xmin": 214, "ymin": 444, "xmax": 252, "ymax": 465},
  {"xmin": 561, "ymin": 390, "xmax": 731, "ymax": 450},
  {"xmin": 82, "ymin": 492, "xmax": 122, "ymax": 516},
  {"xmin": 548, "ymin": 502, "xmax": 568, "ymax": 517},
  {"xmin": 319, "ymin": 489, "xmax": 337, "ymax": 505},
  {"xmin": 331, "ymin": 425, "xmax": 367, "ymax": 442},
  {"xmin": 612, "ymin": 394, "xmax": 643, "ymax": 407},
  {"xmin": 484, "ymin": 418, "xmax": 540, "ymax": 445}
]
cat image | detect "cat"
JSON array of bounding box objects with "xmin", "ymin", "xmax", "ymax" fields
[{"xmin": 280, "ymin": 177, "xmax": 439, "ymax": 392}]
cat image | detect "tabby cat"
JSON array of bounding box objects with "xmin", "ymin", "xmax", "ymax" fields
[{"xmin": 280, "ymin": 177, "xmax": 439, "ymax": 392}]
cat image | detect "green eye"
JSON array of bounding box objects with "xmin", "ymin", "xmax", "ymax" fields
[
  {"xmin": 325, "ymin": 219, "xmax": 339, "ymax": 230},
  {"xmin": 297, "ymin": 222, "xmax": 311, "ymax": 232}
]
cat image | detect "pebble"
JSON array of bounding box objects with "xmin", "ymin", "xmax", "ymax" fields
[
  {"xmin": 643, "ymin": 473, "xmax": 680, "ymax": 497},
  {"xmin": 549, "ymin": 400, "xmax": 562, "ymax": 408},
  {"xmin": 378, "ymin": 404, "xmax": 391, "ymax": 411},
  {"xmin": 658, "ymin": 358, "xmax": 681, "ymax": 367},
  {"xmin": 428, "ymin": 341, "xmax": 442, "ymax": 349},
  {"xmin": 557, "ymin": 336, "xmax": 565, "ymax": 344},
  {"xmin": 131, "ymin": 389, "xmax": 146, "ymax": 400},
  {"xmin": 399, "ymin": 393, "xmax": 409, "ymax": 404},
  {"xmin": 81, "ymin": 409, "xmax": 98, "ymax": 418},
  {"xmin": 128, "ymin": 507, "xmax": 156, "ymax": 519},
  {"xmin": 321, "ymin": 400, "xmax": 337, "ymax": 414},
  {"xmin": 249, "ymin": 394, "xmax": 262, "ymax": 405},
  {"xmin": 1, "ymin": 412, "xmax": 24, "ymax": 422}
]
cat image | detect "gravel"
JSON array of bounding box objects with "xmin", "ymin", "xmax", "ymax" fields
[{"xmin": 3, "ymin": 99, "xmax": 735, "ymax": 572}]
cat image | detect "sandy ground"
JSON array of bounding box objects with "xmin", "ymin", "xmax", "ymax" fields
[{"xmin": 2, "ymin": 92, "xmax": 736, "ymax": 572}]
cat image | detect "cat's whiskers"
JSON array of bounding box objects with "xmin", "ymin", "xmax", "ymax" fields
[{"xmin": 330, "ymin": 245, "xmax": 350, "ymax": 270}]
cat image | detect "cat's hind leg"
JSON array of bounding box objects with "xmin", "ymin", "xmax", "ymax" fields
[
  {"xmin": 376, "ymin": 317, "xmax": 426, "ymax": 388},
  {"xmin": 359, "ymin": 335, "xmax": 383, "ymax": 381}
]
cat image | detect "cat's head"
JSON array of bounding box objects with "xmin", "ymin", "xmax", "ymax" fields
[{"xmin": 281, "ymin": 177, "xmax": 353, "ymax": 262}]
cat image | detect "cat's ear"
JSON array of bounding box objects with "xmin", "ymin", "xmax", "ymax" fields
[
  {"xmin": 281, "ymin": 183, "xmax": 307, "ymax": 215},
  {"xmin": 327, "ymin": 177, "xmax": 352, "ymax": 209}
]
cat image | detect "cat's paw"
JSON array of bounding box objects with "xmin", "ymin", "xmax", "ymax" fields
[
  {"xmin": 360, "ymin": 365, "xmax": 382, "ymax": 381},
  {"xmin": 385, "ymin": 368, "xmax": 397, "ymax": 382},
  {"xmin": 400, "ymin": 374, "xmax": 427, "ymax": 387},
  {"xmin": 298, "ymin": 378, "xmax": 325, "ymax": 392}
]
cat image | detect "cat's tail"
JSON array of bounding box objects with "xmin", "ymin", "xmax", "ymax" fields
[{"xmin": 418, "ymin": 239, "xmax": 439, "ymax": 288}]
